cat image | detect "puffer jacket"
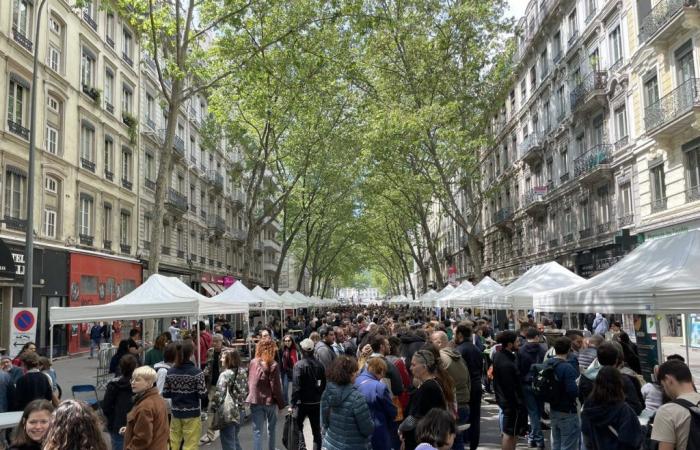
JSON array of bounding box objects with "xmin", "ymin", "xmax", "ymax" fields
[
  {"xmin": 320, "ymin": 382, "xmax": 374, "ymax": 450},
  {"xmin": 355, "ymin": 371, "xmax": 397, "ymax": 450}
]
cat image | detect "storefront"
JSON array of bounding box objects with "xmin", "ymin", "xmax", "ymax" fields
[
  {"xmin": 199, "ymin": 272, "xmax": 235, "ymax": 297},
  {"xmin": 67, "ymin": 252, "xmax": 142, "ymax": 354}
]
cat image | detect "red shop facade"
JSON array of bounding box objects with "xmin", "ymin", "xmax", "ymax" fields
[{"xmin": 67, "ymin": 252, "xmax": 142, "ymax": 354}]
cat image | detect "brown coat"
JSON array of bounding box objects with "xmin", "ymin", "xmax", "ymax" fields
[{"xmin": 124, "ymin": 387, "xmax": 169, "ymax": 450}]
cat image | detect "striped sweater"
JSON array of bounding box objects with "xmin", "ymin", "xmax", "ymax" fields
[{"xmin": 162, "ymin": 361, "xmax": 207, "ymax": 419}]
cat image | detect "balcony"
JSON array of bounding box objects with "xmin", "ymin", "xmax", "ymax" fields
[
  {"xmin": 165, "ymin": 188, "xmax": 188, "ymax": 216},
  {"xmin": 83, "ymin": 11, "xmax": 97, "ymax": 30},
  {"xmin": 579, "ymin": 227, "xmax": 593, "ymax": 239},
  {"xmin": 173, "ymin": 136, "xmax": 185, "ymax": 159},
  {"xmin": 120, "ymin": 244, "xmax": 131, "ymax": 254},
  {"xmin": 638, "ymin": 0, "xmax": 700, "ymax": 48},
  {"xmin": 105, "ymin": 102, "xmax": 114, "ymax": 114},
  {"xmin": 207, "ymin": 170, "xmax": 224, "ymax": 192},
  {"xmin": 145, "ymin": 179, "xmax": 156, "ymax": 190},
  {"xmin": 162, "ymin": 246, "xmax": 171, "ymax": 255},
  {"xmin": 644, "ymin": 78, "xmax": 700, "ymax": 141},
  {"xmin": 264, "ymin": 261, "xmax": 277, "ymax": 273},
  {"xmin": 189, "ymin": 203, "xmax": 197, "ymax": 214},
  {"xmin": 618, "ymin": 214, "xmax": 635, "ymax": 227},
  {"xmin": 106, "ymin": 36, "xmax": 114, "ymax": 48},
  {"xmin": 79, "ymin": 234, "xmax": 94, "ymax": 246},
  {"xmin": 494, "ymin": 207, "xmax": 514, "ymax": 232},
  {"xmin": 200, "ymin": 256, "xmax": 206, "ymax": 264},
  {"xmin": 7, "ymin": 120, "xmax": 29, "ymax": 140},
  {"xmin": 209, "ymin": 259, "xmax": 215, "ymax": 266},
  {"xmin": 146, "ymin": 118, "xmax": 156, "ymax": 130},
  {"xmin": 105, "ymin": 169, "xmax": 114, "ymax": 181},
  {"xmin": 207, "ymin": 215, "xmax": 226, "ymax": 237},
  {"xmin": 538, "ymin": 242, "xmax": 547, "ymax": 253},
  {"xmin": 177, "ymin": 250, "xmax": 185, "ymax": 259},
  {"xmin": 80, "ymin": 158, "xmax": 96, "ymax": 172},
  {"xmin": 614, "ymin": 136, "xmax": 629, "ymax": 151},
  {"xmin": 518, "ymin": 133, "xmax": 544, "ymax": 166},
  {"xmin": 570, "ymin": 71, "xmax": 608, "ymax": 113},
  {"xmin": 4, "ymin": 215, "xmax": 26, "ymax": 231},
  {"xmin": 560, "ymin": 172, "xmax": 570, "ymax": 183},
  {"xmin": 651, "ymin": 196, "xmax": 668, "ymax": 213},
  {"xmin": 574, "ymin": 144, "xmax": 613, "ymax": 185},
  {"xmin": 82, "ymin": 85, "xmax": 100, "ymax": 103},
  {"xmin": 563, "ymin": 233, "xmax": 574, "ymax": 244},
  {"xmin": 230, "ymin": 189, "xmax": 245, "ymax": 208},
  {"xmin": 121, "ymin": 178, "xmax": 132, "ymax": 190},
  {"xmin": 190, "ymin": 253, "xmax": 197, "ymax": 262},
  {"xmin": 263, "ymin": 239, "xmax": 281, "ymax": 252},
  {"xmin": 231, "ymin": 230, "xmax": 247, "ymax": 242},
  {"xmin": 253, "ymin": 241, "xmax": 264, "ymax": 254},
  {"xmin": 522, "ymin": 188, "xmax": 548, "ymax": 217},
  {"xmin": 103, "ymin": 240, "xmax": 112, "ymax": 250},
  {"xmin": 122, "ymin": 52, "xmax": 133, "ymax": 67},
  {"xmin": 12, "ymin": 26, "xmax": 33, "ymax": 52},
  {"xmin": 549, "ymin": 238, "xmax": 559, "ymax": 248},
  {"xmin": 597, "ymin": 221, "xmax": 613, "ymax": 234}
]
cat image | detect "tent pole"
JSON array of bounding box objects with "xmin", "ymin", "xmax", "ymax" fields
[
  {"xmin": 684, "ymin": 313, "xmax": 691, "ymax": 367},
  {"xmin": 196, "ymin": 318, "xmax": 201, "ymax": 369},
  {"xmin": 655, "ymin": 316, "xmax": 663, "ymax": 367},
  {"xmin": 49, "ymin": 324, "xmax": 53, "ymax": 362}
]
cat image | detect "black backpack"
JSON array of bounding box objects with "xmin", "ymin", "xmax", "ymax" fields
[
  {"xmin": 671, "ymin": 398, "xmax": 700, "ymax": 450},
  {"xmin": 530, "ymin": 359, "xmax": 561, "ymax": 402}
]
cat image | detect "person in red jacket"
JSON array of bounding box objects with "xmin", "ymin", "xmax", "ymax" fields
[{"xmin": 197, "ymin": 321, "xmax": 212, "ymax": 366}]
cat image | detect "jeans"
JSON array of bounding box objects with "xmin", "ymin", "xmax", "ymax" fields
[
  {"xmin": 110, "ymin": 431, "xmax": 124, "ymax": 450},
  {"xmin": 251, "ymin": 404, "xmax": 277, "ymax": 450},
  {"xmin": 282, "ymin": 372, "xmax": 291, "ymax": 404},
  {"xmin": 206, "ymin": 386, "xmax": 218, "ymax": 440},
  {"xmin": 170, "ymin": 416, "xmax": 201, "ymax": 450},
  {"xmin": 90, "ymin": 338, "xmax": 101, "ymax": 358},
  {"xmin": 297, "ymin": 404, "xmax": 322, "ymax": 450},
  {"xmin": 466, "ymin": 387, "xmax": 482, "ymax": 450},
  {"xmin": 451, "ymin": 405, "xmax": 470, "ymax": 450},
  {"xmin": 550, "ymin": 410, "xmax": 580, "ymax": 450},
  {"xmin": 220, "ymin": 422, "xmax": 242, "ymax": 450},
  {"xmin": 523, "ymin": 384, "xmax": 544, "ymax": 446}
]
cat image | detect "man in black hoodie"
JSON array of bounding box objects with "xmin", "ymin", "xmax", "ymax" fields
[
  {"xmin": 455, "ymin": 323, "xmax": 483, "ymax": 450},
  {"xmin": 518, "ymin": 327, "xmax": 546, "ymax": 449},
  {"xmin": 493, "ymin": 330, "xmax": 527, "ymax": 450}
]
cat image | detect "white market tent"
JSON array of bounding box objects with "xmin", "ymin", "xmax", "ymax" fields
[
  {"xmin": 468, "ymin": 276, "xmax": 505, "ymax": 309},
  {"xmin": 487, "ymin": 262, "xmax": 585, "ymax": 311},
  {"xmin": 251, "ymin": 286, "xmax": 284, "ymax": 310},
  {"xmin": 433, "ymin": 285, "xmax": 455, "ymax": 308},
  {"xmin": 212, "ymin": 281, "xmax": 265, "ymax": 310},
  {"xmin": 281, "ymin": 291, "xmax": 305, "ymax": 308},
  {"xmin": 418, "ymin": 289, "xmax": 438, "ymax": 307},
  {"xmin": 443, "ymin": 282, "xmax": 474, "ymax": 308},
  {"xmin": 534, "ymin": 229, "xmax": 700, "ymax": 314},
  {"xmin": 50, "ymin": 274, "xmax": 247, "ymax": 325}
]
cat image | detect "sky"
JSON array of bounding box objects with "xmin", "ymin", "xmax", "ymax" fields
[{"xmin": 506, "ymin": 0, "xmax": 528, "ymax": 21}]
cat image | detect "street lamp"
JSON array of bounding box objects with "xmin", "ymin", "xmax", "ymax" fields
[{"xmin": 24, "ymin": 0, "xmax": 48, "ymax": 307}]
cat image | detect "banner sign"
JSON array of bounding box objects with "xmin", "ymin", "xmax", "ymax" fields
[{"xmin": 634, "ymin": 314, "xmax": 658, "ymax": 383}]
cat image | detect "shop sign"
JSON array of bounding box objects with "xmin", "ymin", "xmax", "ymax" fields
[
  {"xmin": 690, "ymin": 314, "xmax": 700, "ymax": 349},
  {"xmin": 0, "ymin": 239, "xmax": 17, "ymax": 278}
]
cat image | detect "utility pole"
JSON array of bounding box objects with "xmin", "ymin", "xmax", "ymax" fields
[{"xmin": 24, "ymin": 0, "xmax": 48, "ymax": 306}]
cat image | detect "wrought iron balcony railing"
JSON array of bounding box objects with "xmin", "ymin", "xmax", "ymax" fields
[
  {"xmin": 651, "ymin": 196, "xmax": 668, "ymax": 213},
  {"xmin": 638, "ymin": 0, "xmax": 697, "ymax": 43},
  {"xmin": 7, "ymin": 120, "xmax": 29, "ymax": 140},
  {"xmin": 12, "ymin": 26, "xmax": 32, "ymax": 52},
  {"xmin": 570, "ymin": 71, "xmax": 608, "ymax": 111},
  {"xmin": 644, "ymin": 78, "xmax": 700, "ymax": 132},
  {"xmin": 165, "ymin": 188, "xmax": 188, "ymax": 213},
  {"xmin": 574, "ymin": 144, "xmax": 612, "ymax": 177}
]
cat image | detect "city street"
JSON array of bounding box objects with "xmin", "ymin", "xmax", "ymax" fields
[{"xmin": 51, "ymin": 354, "xmax": 540, "ymax": 450}]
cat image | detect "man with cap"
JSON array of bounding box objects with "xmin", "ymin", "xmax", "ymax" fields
[{"xmin": 292, "ymin": 338, "xmax": 326, "ymax": 450}]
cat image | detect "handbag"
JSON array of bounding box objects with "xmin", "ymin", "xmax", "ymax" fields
[{"xmin": 211, "ymin": 371, "xmax": 241, "ymax": 430}]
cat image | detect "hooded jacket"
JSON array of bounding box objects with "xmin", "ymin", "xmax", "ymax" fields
[
  {"xmin": 493, "ymin": 349, "xmax": 524, "ymax": 410},
  {"xmin": 124, "ymin": 387, "xmax": 169, "ymax": 450},
  {"xmin": 320, "ymin": 382, "xmax": 374, "ymax": 450},
  {"xmin": 439, "ymin": 348, "xmax": 470, "ymax": 406},
  {"xmin": 579, "ymin": 364, "xmax": 643, "ymax": 415},
  {"xmin": 456, "ymin": 340, "xmax": 483, "ymax": 395},
  {"xmin": 292, "ymin": 353, "xmax": 326, "ymax": 406},
  {"xmin": 314, "ymin": 340, "xmax": 336, "ymax": 371},
  {"xmin": 517, "ymin": 341, "xmax": 546, "ymax": 383},
  {"xmin": 355, "ymin": 371, "xmax": 397, "ymax": 450},
  {"xmin": 581, "ymin": 399, "xmax": 643, "ymax": 450},
  {"xmin": 102, "ymin": 376, "xmax": 134, "ymax": 433},
  {"xmin": 399, "ymin": 333, "xmax": 426, "ymax": 372}
]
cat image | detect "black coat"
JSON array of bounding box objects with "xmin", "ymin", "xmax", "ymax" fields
[
  {"xmin": 581, "ymin": 399, "xmax": 643, "ymax": 450},
  {"xmin": 517, "ymin": 342, "xmax": 546, "ymax": 383},
  {"xmin": 493, "ymin": 349, "xmax": 523, "ymax": 411},
  {"xmin": 102, "ymin": 376, "xmax": 134, "ymax": 433},
  {"xmin": 456, "ymin": 340, "xmax": 483, "ymax": 393},
  {"xmin": 291, "ymin": 354, "xmax": 326, "ymax": 406},
  {"xmin": 12, "ymin": 372, "xmax": 52, "ymax": 412}
]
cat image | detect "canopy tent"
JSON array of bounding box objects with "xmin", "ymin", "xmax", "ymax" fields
[
  {"xmin": 281, "ymin": 291, "xmax": 305, "ymax": 308},
  {"xmin": 50, "ymin": 274, "xmax": 247, "ymax": 325},
  {"xmin": 432, "ymin": 285, "xmax": 455, "ymax": 308},
  {"xmin": 534, "ymin": 230, "xmax": 700, "ymax": 314},
  {"xmin": 211, "ymin": 281, "xmax": 266, "ymax": 311},
  {"xmin": 293, "ymin": 291, "xmax": 310, "ymax": 305},
  {"xmin": 418, "ymin": 289, "xmax": 438, "ymax": 307},
  {"xmin": 467, "ymin": 276, "xmax": 505, "ymax": 309},
  {"xmin": 487, "ymin": 262, "xmax": 585, "ymax": 311},
  {"xmin": 251, "ymin": 286, "xmax": 284, "ymax": 310},
  {"xmin": 443, "ymin": 282, "xmax": 474, "ymax": 308}
]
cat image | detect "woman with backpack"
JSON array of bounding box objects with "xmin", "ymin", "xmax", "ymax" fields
[
  {"xmin": 246, "ymin": 339, "xmax": 286, "ymax": 450},
  {"xmin": 581, "ymin": 366, "xmax": 643, "ymax": 450},
  {"xmin": 214, "ymin": 349, "xmax": 248, "ymax": 450}
]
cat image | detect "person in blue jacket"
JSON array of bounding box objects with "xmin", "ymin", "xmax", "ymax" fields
[
  {"xmin": 546, "ymin": 337, "xmax": 580, "ymax": 450},
  {"xmin": 355, "ymin": 358, "xmax": 397, "ymax": 450},
  {"xmin": 320, "ymin": 356, "xmax": 374, "ymax": 450}
]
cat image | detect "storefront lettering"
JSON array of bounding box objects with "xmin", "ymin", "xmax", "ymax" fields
[{"xmin": 12, "ymin": 253, "xmax": 25, "ymax": 275}]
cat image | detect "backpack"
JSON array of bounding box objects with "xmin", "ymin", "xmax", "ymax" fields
[
  {"xmin": 671, "ymin": 398, "xmax": 700, "ymax": 450},
  {"xmin": 530, "ymin": 359, "xmax": 561, "ymax": 402}
]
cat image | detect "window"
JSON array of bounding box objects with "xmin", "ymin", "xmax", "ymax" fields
[
  {"xmin": 684, "ymin": 139, "xmax": 700, "ymax": 198},
  {"xmin": 144, "ymin": 214, "xmax": 151, "ymax": 242},
  {"xmin": 520, "ymin": 79, "xmax": 527, "ymax": 103},
  {"xmin": 177, "ymin": 228, "xmax": 184, "ymax": 251},
  {"xmin": 190, "ymin": 232, "xmax": 196, "ymax": 256},
  {"xmin": 145, "ymin": 153, "xmax": 154, "ymax": 181},
  {"xmin": 5, "ymin": 170, "xmax": 26, "ymax": 219},
  {"xmin": 643, "ymin": 73, "xmax": 659, "ymax": 108},
  {"xmin": 47, "ymin": 95, "xmax": 59, "ymax": 112},
  {"xmin": 597, "ymin": 186, "xmax": 610, "ymax": 224},
  {"xmin": 48, "ymin": 45, "xmax": 61, "ymax": 72},
  {"xmin": 49, "ymin": 16, "xmax": 61, "ymax": 34},
  {"xmin": 122, "ymin": 147, "xmax": 132, "ymax": 181},
  {"xmin": 104, "ymin": 204, "xmax": 112, "ymax": 241},
  {"xmin": 649, "ymin": 164, "xmax": 666, "ymax": 211},
  {"xmin": 13, "ymin": 0, "xmax": 32, "ymax": 36},
  {"xmin": 120, "ymin": 211, "xmax": 130, "ymax": 246},
  {"xmin": 546, "ymin": 158, "xmax": 553, "ymax": 183},
  {"xmin": 8, "ymin": 77, "xmax": 28, "ymax": 126},
  {"xmin": 190, "ymin": 185, "xmax": 195, "ymax": 203},
  {"xmin": 553, "ymin": 31, "xmax": 562, "ymax": 59},
  {"xmin": 80, "ymin": 47, "xmax": 95, "ymax": 88},
  {"xmin": 586, "ymin": 0, "xmax": 596, "ymax": 20},
  {"xmin": 79, "ymin": 195, "xmax": 93, "ymax": 235},
  {"xmin": 106, "ymin": 13, "xmax": 115, "ymax": 46},
  {"xmin": 556, "ymin": 85, "xmax": 565, "ymax": 118},
  {"xmin": 530, "ymin": 66, "xmax": 537, "ymax": 90},
  {"xmin": 122, "ymin": 84, "xmax": 133, "ymax": 114},
  {"xmin": 146, "ymin": 94, "xmax": 155, "ymax": 122},
  {"xmin": 560, "ymin": 146, "xmax": 569, "ymax": 175},
  {"xmin": 563, "ymin": 208, "xmax": 573, "ymax": 234},
  {"xmin": 104, "ymin": 69, "xmax": 114, "ymax": 110},
  {"xmin": 540, "ymin": 49, "xmax": 548, "ymax": 79},
  {"xmin": 543, "ymin": 100, "xmax": 550, "ymax": 131},
  {"xmin": 104, "ymin": 137, "xmax": 114, "ymax": 173},
  {"xmin": 575, "ymin": 133, "xmax": 585, "ymax": 156},
  {"xmin": 609, "ymin": 26, "xmax": 623, "ymax": 67},
  {"xmin": 81, "ymin": 122, "xmax": 95, "ymax": 161},
  {"xmin": 44, "ymin": 176, "xmax": 58, "ymax": 193},
  {"xmin": 568, "ymin": 10, "xmax": 578, "ymax": 41},
  {"xmin": 509, "ymin": 90, "xmax": 516, "ymax": 113},
  {"xmin": 614, "ymin": 105, "xmax": 628, "ymax": 142},
  {"xmin": 675, "ymin": 40, "xmax": 696, "ymax": 85},
  {"xmin": 619, "ymin": 183, "xmax": 633, "ymax": 215},
  {"xmin": 580, "ymin": 199, "xmax": 590, "ymax": 230},
  {"xmin": 43, "ymin": 209, "xmax": 56, "ymax": 238},
  {"xmin": 46, "ymin": 124, "xmax": 59, "ymax": 154},
  {"xmin": 122, "ymin": 28, "xmax": 133, "ymax": 63}
]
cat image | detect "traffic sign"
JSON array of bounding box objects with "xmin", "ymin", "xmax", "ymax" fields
[{"xmin": 14, "ymin": 309, "xmax": 35, "ymax": 332}]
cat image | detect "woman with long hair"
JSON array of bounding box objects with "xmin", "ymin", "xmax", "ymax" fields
[
  {"xmin": 215, "ymin": 350, "xmax": 248, "ymax": 450},
  {"xmin": 419, "ymin": 344, "xmax": 455, "ymax": 408},
  {"xmin": 144, "ymin": 333, "xmax": 169, "ymax": 367},
  {"xmin": 320, "ymin": 356, "xmax": 374, "ymax": 450},
  {"xmin": 8, "ymin": 400, "xmax": 54, "ymax": 450},
  {"xmin": 279, "ymin": 334, "xmax": 298, "ymax": 403},
  {"xmin": 581, "ymin": 366, "xmax": 643, "ymax": 450},
  {"xmin": 42, "ymin": 399, "xmax": 108, "ymax": 450},
  {"xmin": 415, "ymin": 408, "xmax": 457, "ymax": 450},
  {"xmin": 246, "ymin": 339, "xmax": 285, "ymax": 450}
]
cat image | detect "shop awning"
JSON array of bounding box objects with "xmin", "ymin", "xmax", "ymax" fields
[{"xmin": 201, "ymin": 282, "xmax": 219, "ymax": 297}]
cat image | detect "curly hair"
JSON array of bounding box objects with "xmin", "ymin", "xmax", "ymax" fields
[
  {"xmin": 42, "ymin": 400, "xmax": 108, "ymax": 450},
  {"xmin": 326, "ymin": 356, "xmax": 358, "ymax": 385},
  {"xmin": 255, "ymin": 339, "xmax": 278, "ymax": 365}
]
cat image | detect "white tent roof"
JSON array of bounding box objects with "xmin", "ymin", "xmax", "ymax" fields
[
  {"xmin": 251, "ymin": 286, "xmax": 284, "ymax": 310},
  {"xmin": 469, "ymin": 276, "xmax": 505, "ymax": 309},
  {"xmin": 487, "ymin": 262, "xmax": 585, "ymax": 310},
  {"xmin": 211, "ymin": 281, "xmax": 264, "ymax": 311},
  {"xmin": 433, "ymin": 285, "xmax": 455, "ymax": 307},
  {"xmin": 50, "ymin": 275, "xmax": 246, "ymax": 325},
  {"xmin": 281, "ymin": 291, "xmax": 305, "ymax": 308},
  {"xmin": 419, "ymin": 289, "xmax": 438, "ymax": 307},
  {"xmin": 444, "ymin": 282, "xmax": 475, "ymax": 307},
  {"xmin": 534, "ymin": 230, "xmax": 700, "ymax": 313}
]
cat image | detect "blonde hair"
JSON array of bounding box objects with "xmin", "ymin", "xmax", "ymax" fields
[
  {"xmin": 367, "ymin": 357, "xmax": 387, "ymax": 378},
  {"xmin": 132, "ymin": 365, "xmax": 157, "ymax": 385}
]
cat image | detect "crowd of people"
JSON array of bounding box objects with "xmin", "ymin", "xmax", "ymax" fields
[{"xmin": 0, "ymin": 306, "xmax": 698, "ymax": 450}]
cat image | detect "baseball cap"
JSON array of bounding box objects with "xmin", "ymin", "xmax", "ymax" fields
[{"xmin": 300, "ymin": 338, "xmax": 315, "ymax": 352}]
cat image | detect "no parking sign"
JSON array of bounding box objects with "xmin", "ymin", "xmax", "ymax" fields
[{"xmin": 9, "ymin": 308, "xmax": 38, "ymax": 357}]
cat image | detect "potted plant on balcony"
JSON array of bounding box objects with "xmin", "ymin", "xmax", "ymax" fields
[
  {"xmin": 121, "ymin": 111, "xmax": 138, "ymax": 144},
  {"xmin": 82, "ymin": 85, "xmax": 101, "ymax": 103}
]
